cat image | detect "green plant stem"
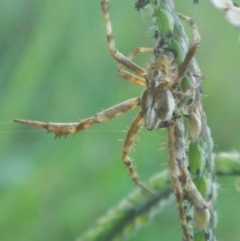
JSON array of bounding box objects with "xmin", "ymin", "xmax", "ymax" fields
[{"xmin": 78, "ymin": 152, "xmax": 240, "ymax": 241}]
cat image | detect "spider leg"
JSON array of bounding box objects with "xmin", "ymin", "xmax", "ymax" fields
[
  {"xmin": 122, "ymin": 111, "xmax": 152, "ymax": 192},
  {"xmin": 171, "ymin": 117, "xmax": 210, "ymax": 234},
  {"xmin": 101, "ymin": 0, "xmax": 146, "ymax": 79},
  {"xmin": 14, "ymin": 97, "xmax": 140, "ymax": 138},
  {"xmin": 117, "ymin": 47, "xmax": 154, "ymax": 87},
  {"xmin": 168, "ymin": 124, "xmax": 192, "ymax": 241},
  {"xmin": 175, "ymin": 13, "xmax": 200, "ymax": 84}
]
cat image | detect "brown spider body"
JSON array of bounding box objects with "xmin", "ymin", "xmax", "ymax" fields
[
  {"xmin": 141, "ymin": 88, "xmax": 174, "ymax": 130},
  {"xmin": 141, "ymin": 49, "xmax": 176, "ymax": 130}
]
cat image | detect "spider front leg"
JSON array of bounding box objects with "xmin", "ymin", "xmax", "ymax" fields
[
  {"xmin": 175, "ymin": 13, "xmax": 201, "ymax": 85},
  {"xmin": 168, "ymin": 124, "xmax": 192, "ymax": 241},
  {"xmin": 122, "ymin": 111, "xmax": 152, "ymax": 192},
  {"xmin": 14, "ymin": 97, "xmax": 140, "ymax": 137},
  {"xmin": 117, "ymin": 47, "xmax": 154, "ymax": 87},
  {"xmin": 101, "ymin": 0, "xmax": 147, "ymax": 84}
]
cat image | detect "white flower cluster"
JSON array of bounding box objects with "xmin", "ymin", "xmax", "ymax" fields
[{"xmin": 211, "ymin": 0, "xmax": 240, "ymax": 27}]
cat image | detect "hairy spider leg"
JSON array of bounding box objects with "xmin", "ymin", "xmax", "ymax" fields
[
  {"xmin": 170, "ymin": 15, "xmax": 209, "ymax": 212},
  {"xmin": 14, "ymin": 97, "xmax": 140, "ymax": 138},
  {"xmin": 101, "ymin": 0, "xmax": 146, "ymax": 84},
  {"xmin": 159, "ymin": 13, "xmax": 202, "ymax": 230},
  {"xmin": 172, "ymin": 116, "xmax": 210, "ymax": 236},
  {"xmin": 168, "ymin": 124, "xmax": 192, "ymax": 241},
  {"xmin": 174, "ymin": 118, "xmax": 208, "ymax": 210},
  {"xmin": 175, "ymin": 13, "xmax": 200, "ymax": 85},
  {"xmin": 117, "ymin": 47, "xmax": 154, "ymax": 87},
  {"xmin": 122, "ymin": 111, "xmax": 152, "ymax": 192}
]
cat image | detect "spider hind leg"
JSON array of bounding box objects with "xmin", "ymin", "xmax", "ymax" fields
[{"xmin": 122, "ymin": 111, "xmax": 153, "ymax": 193}]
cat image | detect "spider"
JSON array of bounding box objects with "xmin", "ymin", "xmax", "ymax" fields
[{"xmin": 14, "ymin": 0, "xmax": 200, "ymax": 193}]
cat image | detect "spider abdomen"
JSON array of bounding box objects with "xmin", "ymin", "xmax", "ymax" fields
[{"xmin": 141, "ymin": 88, "xmax": 175, "ymax": 130}]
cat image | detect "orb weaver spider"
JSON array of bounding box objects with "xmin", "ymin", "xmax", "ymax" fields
[{"xmin": 14, "ymin": 0, "xmax": 200, "ymax": 193}]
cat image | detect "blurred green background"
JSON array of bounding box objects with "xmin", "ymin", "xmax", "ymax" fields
[{"xmin": 1, "ymin": 0, "xmax": 240, "ymax": 240}]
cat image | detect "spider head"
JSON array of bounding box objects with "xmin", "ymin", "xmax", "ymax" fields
[{"xmin": 145, "ymin": 48, "xmax": 177, "ymax": 90}]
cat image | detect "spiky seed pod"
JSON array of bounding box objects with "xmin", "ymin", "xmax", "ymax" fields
[
  {"xmin": 194, "ymin": 208, "xmax": 211, "ymax": 232},
  {"xmin": 188, "ymin": 141, "xmax": 206, "ymax": 176},
  {"xmin": 187, "ymin": 106, "xmax": 202, "ymax": 141}
]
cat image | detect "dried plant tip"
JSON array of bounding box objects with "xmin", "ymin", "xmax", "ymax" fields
[
  {"xmin": 225, "ymin": 5, "xmax": 240, "ymax": 27},
  {"xmin": 210, "ymin": 0, "xmax": 233, "ymax": 10},
  {"xmin": 210, "ymin": 0, "xmax": 240, "ymax": 28}
]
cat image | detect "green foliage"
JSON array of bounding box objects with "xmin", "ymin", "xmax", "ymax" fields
[
  {"xmin": 80, "ymin": 154, "xmax": 239, "ymax": 241},
  {"xmin": 79, "ymin": 171, "xmax": 172, "ymax": 241}
]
